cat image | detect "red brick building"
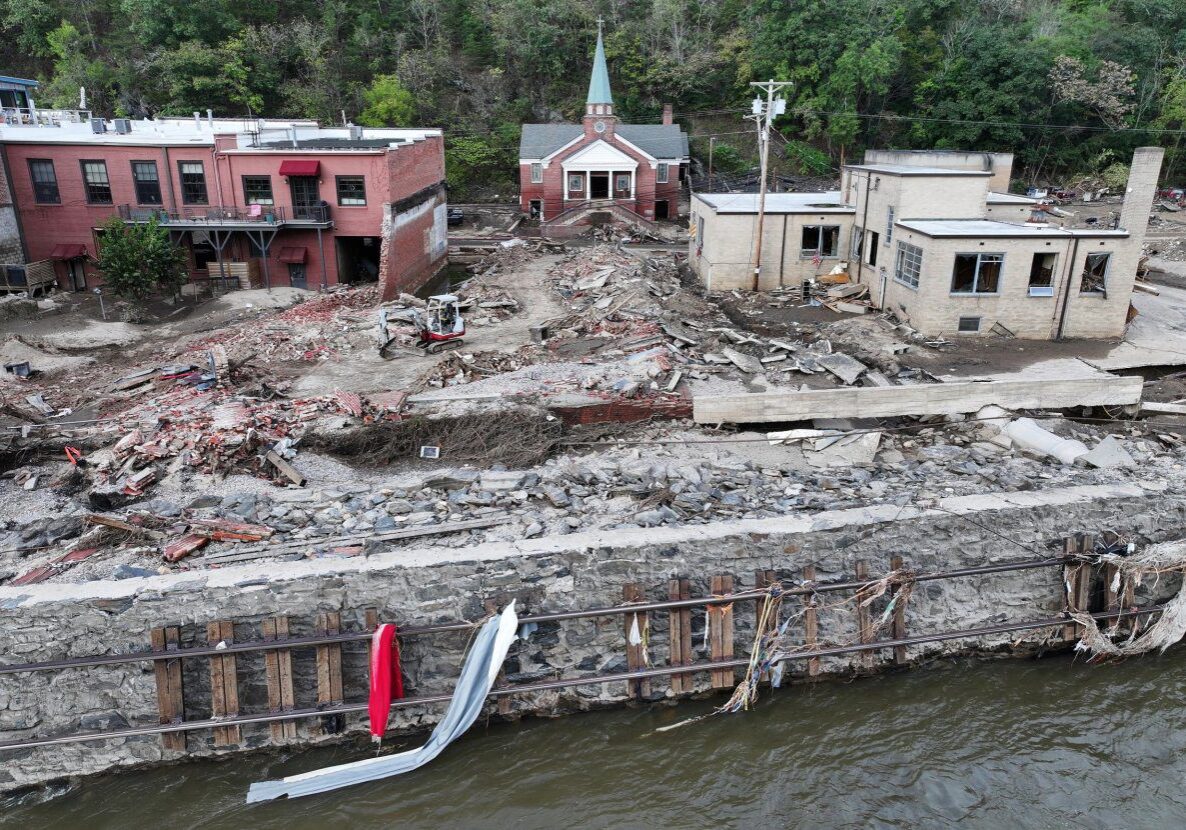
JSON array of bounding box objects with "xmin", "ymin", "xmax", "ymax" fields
[
  {"xmin": 518, "ymin": 25, "xmax": 688, "ymax": 237},
  {"xmin": 0, "ymin": 116, "xmax": 448, "ymax": 300}
]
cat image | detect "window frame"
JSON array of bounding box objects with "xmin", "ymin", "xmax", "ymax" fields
[
  {"xmin": 130, "ymin": 160, "xmax": 163, "ymax": 206},
  {"xmin": 242, "ymin": 175, "xmax": 274, "ymax": 206},
  {"xmin": 27, "ymin": 158, "xmax": 59, "ymax": 204},
  {"xmin": 79, "ymin": 159, "xmax": 112, "ymax": 205},
  {"xmin": 335, "ymin": 175, "xmax": 367, "ymax": 206},
  {"xmin": 615, "ymin": 173, "xmax": 631, "ymax": 192},
  {"xmin": 800, "ymin": 224, "xmax": 841, "ymax": 259},
  {"xmin": 851, "ymin": 226, "xmax": 863, "ymax": 259},
  {"xmin": 1080, "ymin": 251, "xmax": 1111, "ymax": 295},
  {"xmin": 894, "ymin": 240, "xmax": 923, "ymax": 289},
  {"xmin": 530, "ymin": 163, "xmax": 543, "ymax": 183},
  {"xmin": 567, "ymin": 173, "xmax": 583, "ymax": 194},
  {"xmin": 656, "ymin": 162, "xmax": 669, "ymax": 184},
  {"xmin": 1027, "ymin": 252, "xmax": 1057, "ymax": 297},
  {"xmin": 957, "ymin": 315, "xmax": 982, "ymax": 333},
  {"xmin": 177, "ymin": 160, "xmax": 208, "ymax": 205},
  {"xmin": 885, "ymin": 206, "xmax": 894, "ymax": 245},
  {"xmin": 950, "ymin": 252, "xmax": 1005, "ymax": 295}
]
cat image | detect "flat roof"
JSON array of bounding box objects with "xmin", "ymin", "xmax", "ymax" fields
[
  {"xmin": 845, "ymin": 163, "xmax": 992, "ymax": 177},
  {"xmin": 694, "ymin": 191, "xmax": 854, "ymax": 214},
  {"xmin": 986, "ymin": 191, "xmax": 1037, "ymax": 205},
  {"xmin": 897, "ymin": 219, "xmax": 1129, "ymax": 239}
]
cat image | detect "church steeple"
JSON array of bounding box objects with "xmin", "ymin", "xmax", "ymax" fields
[{"xmin": 585, "ymin": 18, "xmax": 613, "ymax": 118}]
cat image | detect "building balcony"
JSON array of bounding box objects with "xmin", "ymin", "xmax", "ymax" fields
[{"xmin": 117, "ymin": 204, "xmax": 333, "ymax": 230}]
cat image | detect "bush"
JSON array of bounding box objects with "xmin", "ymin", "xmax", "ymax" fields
[{"xmin": 97, "ymin": 216, "xmax": 188, "ymax": 304}]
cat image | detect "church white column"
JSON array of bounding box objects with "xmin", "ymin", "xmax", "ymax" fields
[
  {"xmin": 585, "ymin": 171, "xmax": 590, "ymax": 202},
  {"xmin": 630, "ymin": 172, "xmax": 635, "ymax": 201}
]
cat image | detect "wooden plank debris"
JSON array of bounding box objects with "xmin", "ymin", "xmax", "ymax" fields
[
  {"xmin": 265, "ymin": 450, "xmax": 308, "ymax": 487},
  {"xmin": 694, "ymin": 374, "xmax": 1144, "ymax": 424}
]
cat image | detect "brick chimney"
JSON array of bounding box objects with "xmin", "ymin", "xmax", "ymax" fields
[
  {"xmin": 1118, "ymin": 146, "xmax": 1164, "ymax": 239},
  {"xmin": 662, "ymin": 104, "xmax": 673, "ymax": 126}
]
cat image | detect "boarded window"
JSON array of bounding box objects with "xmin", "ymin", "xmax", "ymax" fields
[
  {"xmin": 243, "ymin": 175, "xmax": 273, "ymax": 205},
  {"xmin": 958, "ymin": 316, "xmax": 981, "ymax": 333},
  {"xmin": 1080, "ymin": 252, "xmax": 1110, "ymax": 294},
  {"xmin": 178, "ymin": 161, "xmax": 208, "ymax": 204},
  {"xmin": 28, "ymin": 159, "xmax": 59, "ymax": 204},
  {"xmin": 131, "ymin": 161, "xmax": 162, "ymax": 205},
  {"xmin": 336, "ymin": 176, "xmax": 366, "ymax": 206},
  {"xmin": 1028, "ymin": 252, "xmax": 1057, "ymax": 296},
  {"xmin": 951, "ymin": 253, "xmax": 1003, "ymax": 294},
  {"xmin": 530, "ymin": 163, "xmax": 543, "ymax": 183},
  {"xmin": 80, "ymin": 160, "xmax": 112, "ymax": 204},
  {"xmin": 894, "ymin": 241, "xmax": 923, "ymax": 288},
  {"xmin": 801, "ymin": 225, "xmax": 840, "ymax": 258}
]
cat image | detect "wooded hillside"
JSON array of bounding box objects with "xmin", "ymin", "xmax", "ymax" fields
[{"xmin": 4, "ymin": 0, "xmax": 1185, "ymax": 194}]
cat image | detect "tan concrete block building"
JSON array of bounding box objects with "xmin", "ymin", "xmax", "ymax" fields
[{"xmin": 688, "ymin": 147, "xmax": 1164, "ymax": 340}]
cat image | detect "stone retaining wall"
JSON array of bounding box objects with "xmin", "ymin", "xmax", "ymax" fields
[{"xmin": 1, "ymin": 482, "xmax": 1182, "ymax": 793}]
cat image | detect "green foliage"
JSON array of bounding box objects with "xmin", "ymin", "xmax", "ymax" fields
[
  {"xmin": 781, "ymin": 140, "xmax": 832, "ymax": 176},
  {"xmin": 707, "ymin": 141, "xmax": 746, "ymax": 174},
  {"xmin": 358, "ymin": 74, "xmax": 416, "ymax": 127},
  {"xmin": 96, "ymin": 217, "xmax": 188, "ymax": 304},
  {"xmin": 445, "ymin": 134, "xmax": 515, "ymax": 199}
]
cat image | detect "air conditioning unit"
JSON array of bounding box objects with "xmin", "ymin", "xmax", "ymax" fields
[
  {"xmin": 113, "ymin": 118, "xmax": 132, "ymax": 134},
  {"xmin": 90, "ymin": 118, "xmax": 106, "ymax": 134},
  {"xmin": 349, "ymin": 125, "xmax": 363, "ymax": 141}
]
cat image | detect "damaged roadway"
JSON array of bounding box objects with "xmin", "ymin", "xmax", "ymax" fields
[{"xmin": 3, "ymin": 239, "xmax": 1186, "ymax": 585}]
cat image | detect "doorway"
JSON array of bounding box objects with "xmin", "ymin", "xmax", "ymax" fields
[
  {"xmin": 590, "ymin": 172, "xmax": 609, "ymax": 200},
  {"xmin": 654, "ymin": 200, "xmax": 669, "ymax": 220},
  {"xmin": 288, "ymin": 263, "xmax": 307, "ymax": 289},
  {"xmin": 289, "ymin": 176, "xmax": 321, "ymax": 219},
  {"xmin": 529, "ymin": 200, "xmax": 542, "ymax": 220},
  {"xmin": 67, "ymin": 258, "xmax": 86, "ymax": 291}
]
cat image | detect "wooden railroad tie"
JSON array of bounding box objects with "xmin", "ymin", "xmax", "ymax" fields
[
  {"xmin": 802, "ymin": 564, "xmax": 820, "ymax": 677},
  {"xmin": 262, "ymin": 616, "xmax": 297, "ymax": 742},
  {"xmin": 622, "ymin": 582, "xmax": 651, "ymax": 699},
  {"xmin": 315, "ymin": 611, "xmax": 345, "ymax": 735},
  {"xmin": 207, "ymin": 620, "xmax": 241, "ymax": 746},
  {"xmin": 667, "ymin": 578, "xmax": 693, "ymax": 694},
  {"xmin": 709, "ymin": 574, "xmax": 735, "ymax": 689},
  {"xmin": 854, "ymin": 559, "xmax": 874, "ymax": 668},
  {"xmin": 150, "ymin": 625, "xmax": 185, "ymax": 752}
]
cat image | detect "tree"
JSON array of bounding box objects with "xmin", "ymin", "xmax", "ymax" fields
[
  {"xmin": 97, "ymin": 216, "xmax": 187, "ymax": 304},
  {"xmin": 357, "ymin": 74, "xmax": 416, "ymax": 126}
]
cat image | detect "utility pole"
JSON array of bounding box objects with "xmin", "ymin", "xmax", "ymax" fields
[
  {"xmin": 748, "ymin": 79, "xmax": 791, "ymax": 291},
  {"xmin": 708, "ymin": 136, "xmax": 716, "ymax": 192}
]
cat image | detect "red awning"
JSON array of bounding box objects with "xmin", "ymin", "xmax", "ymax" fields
[
  {"xmin": 278, "ymin": 159, "xmax": 320, "ymax": 177},
  {"xmin": 49, "ymin": 243, "xmax": 87, "ymax": 260},
  {"xmin": 278, "ymin": 246, "xmax": 307, "ymax": 264}
]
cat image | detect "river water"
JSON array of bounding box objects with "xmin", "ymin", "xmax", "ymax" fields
[{"xmin": 7, "ymin": 652, "xmax": 1186, "ymax": 829}]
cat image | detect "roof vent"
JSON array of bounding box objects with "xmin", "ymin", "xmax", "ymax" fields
[
  {"xmin": 90, "ymin": 118, "xmax": 106, "ymax": 134},
  {"xmin": 113, "ymin": 118, "xmax": 132, "ymax": 135}
]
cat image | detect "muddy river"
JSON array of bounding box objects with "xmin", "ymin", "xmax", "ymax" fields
[{"xmin": 6, "ymin": 652, "xmax": 1186, "ymax": 829}]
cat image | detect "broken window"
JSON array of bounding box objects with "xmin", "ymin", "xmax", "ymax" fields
[
  {"xmin": 131, "ymin": 161, "xmax": 162, "ymax": 205},
  {"xmin": 866, "ymin": 230, "xmax": 879, "ymax": 266},
  {"xmin": 894, "ymin": 241, "xmax": 923, "ymax": 288},
  {"xmin": 28, "ymin": 159, "xmax": 58, "ymax": 204},
  {"xmin": 851, "ymin": 226, "xmax": 863, "ymax": 259},
  {"xmin": 530, "ymin": 163, "xmax": 543, "ymax": 183},
  {"xmin": 958, "ymin": 316, "xmax": 981, "ymax": 333},
  {"xmin": 1028, "ymin": 252, "xmax": 1057, "ymax": 296},
  {"xmin": 801, "ymin": 225, "xmax": 840, "ymax": 258},
  {"xmin": 243, "ymin": 175, "xmax": 273, "ymax": 206},
  {"xmin": 178, "ymin": 161, "xmax": 208, "ymax": 205},
  {"xmin": 951, "ymin": 253, "xmax": 1003, "ymax": 294},
  {"xmin": 336, "ymin": 176, "xmax": 366, "ymax": 206},
  {"xmin": 80, "ymin": 160, "xmax": 112, "ymax": 204},
  {"xmin": 1080, "ymin": 252, "xmax": 1110, "ymax": 294}
]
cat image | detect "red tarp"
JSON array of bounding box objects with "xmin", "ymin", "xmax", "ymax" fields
[
  {"xmin": 368, "ymin": 623, "xmax": 404, "ymax": 742},
  {"xmin": 278, "ymin": 246, "xmax": 307, "ymax": 264},
  {"xmin": 50, "ymin": 243, "xmax": 87, "ymax": 259},
  {"xmin": 278, "ymin": 159, "xmax": 320, "ymax": 177}
]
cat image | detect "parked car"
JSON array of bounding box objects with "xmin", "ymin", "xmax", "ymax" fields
[{"xmin": 447, "ymin": 208, "xmax": 465, "ymax": 227}]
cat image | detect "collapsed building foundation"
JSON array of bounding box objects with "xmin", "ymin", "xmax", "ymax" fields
[{"xmin": 1, "ymin": 481, "xmax": 1183, "ymax": 794}]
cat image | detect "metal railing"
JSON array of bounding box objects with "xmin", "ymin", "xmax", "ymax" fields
[
  {"xmin": 0, "ymin": 107, "xmax": 91, "ymax": 126},
  {"xmin": 118, "ymin": 204, "xmax": 331, "ymax": 225}
]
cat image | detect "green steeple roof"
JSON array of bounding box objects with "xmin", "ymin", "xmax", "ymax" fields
[{"xmin": 586, "ymin": 25, "xmax": 613, "ymax": 106}]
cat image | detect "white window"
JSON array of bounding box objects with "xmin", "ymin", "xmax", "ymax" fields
[
  {"xmin": 801, "ymin": 225, "xmax": 840, "ymax": 258},
  {"xmin": 530, "ymin": 163, "xmax": 542, "ymax": 183},
  {"xmin": 951, "ymin": 253, "xmax": 1004, "ymax": 294},
  {"xmin": 1080, "ymin": 252, "xmax": 1110, "ymax": 294},
  {"xmin": 885, "ymin": 206, "xmax": 894, "ymax": 244},
  {"xmin": 1028, "ymin": 252, "xmax": 1057, "ymax": 296},
  {"xmin": 894, "ymin": 241, "xmax": 923, "ymax": 288},
  {"xmin": 656, "ymin": 163, "xmax": 669, "ymax": 183}
]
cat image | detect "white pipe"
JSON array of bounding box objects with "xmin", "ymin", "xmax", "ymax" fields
[{"xmin": 1003, "ymin": 417, "xmax": 1089, "ymax": 464}]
